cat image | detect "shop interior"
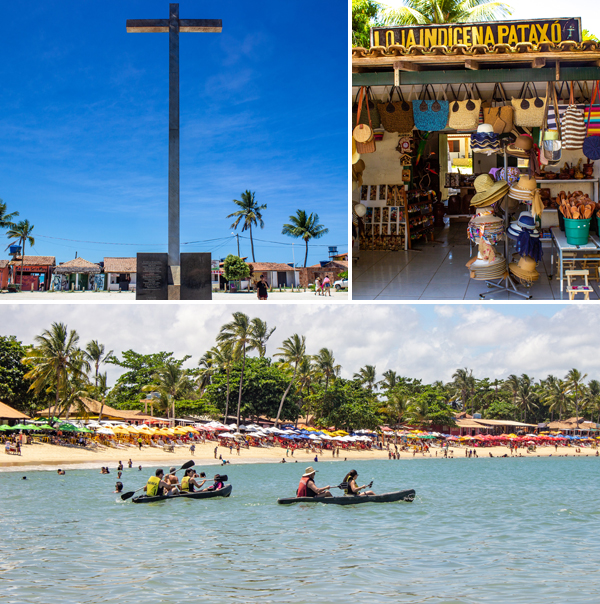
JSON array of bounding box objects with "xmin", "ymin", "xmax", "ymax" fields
[{"xmin": 352, "ymin": 28, "xmax": 600, "ymax": 300}]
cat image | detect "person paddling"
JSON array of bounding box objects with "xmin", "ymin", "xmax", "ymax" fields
[
  {"xmin": 165, "ymin": 466, "xmax": 180, "ymax": 488},
  {"xmin": 144, "ymin": 468, "xmax": 179, "ymax": 497},
  {"xmin": 342, "ymin": 469, "xmax": 375, "ymax": 497},
  {"xmin": 180, "ymin": 468, "xmax": 206, "ymax": 493},
  {"xmin": 297, "ymin": 466, "xmax": 332, "ymax": 498},
  {"xmin": 205, "ymin": 474, "xmax": 226, "ymax": 491}
]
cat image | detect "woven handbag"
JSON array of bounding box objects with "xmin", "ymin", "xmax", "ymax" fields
[
  {"xmin": 511, "ymin": 82, "xmax": 547, "ymax": 128},
  {"xmin": 412, "ymin": 85, "xmax": 449, "ymax": 132},
  {"xmin": 548, "ymin": 81, "xmax": 588, "ymax": 129},
  {"xmin": 377, "ymin": 86, "xmax": 414, "ymax": 133},
  {"xmin": 352, "ymin": 86, "xmax": 380, "ymax": 129},
  {"xmin": 482, "ymin": 83, "xmax": 513, "ymax": 134},
  {"xmin": 561, "ymin": 83, "xmax": 586, "ymax": 150},
  {"xmin": 583, "ymin": 81, "xmax": 600, "ymax": 160},
  {"xmin": 448, "ymin": 84, "xmax": 482, "ymax": 131},
  {"xmin": 353, "ymin": 87, "xmax": 376, "ymax": 154},
  {"xmin": 540, "ymin": 83, "xmax": 562, "ymax": 166}
]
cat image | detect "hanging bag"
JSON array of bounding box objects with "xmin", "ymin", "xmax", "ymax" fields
[
  {"xmin": 511, "ymin": 82, "xmax": 547, "ymax": 128},
  {"xmin": 483, "ymin": 83, "xmax": 514, "ymax": 134},
  {"xmin": 582, "ymin": 81, "xmax": 600, "ymax": 160},
  {"xmin": 352, "ymin": 86, "xmax": 381, "ymax": 129},
  {"xmin": 412, "ymin": 85, "xmax": 449, "ymax": 132},
  {"xmin": 540, "ymin": 83, "xmax": 562, "ymax": 166},
  {"xmin": 353, "ymin": 87, "xmax": 376, "ymax": 154},
  {"xmin": 561, "ymin": 82, "xmax": 586, "ymax": 150},
  {"xmin": 447, "ymin": 83, "xmax": 482, "ymax": 131},
  {"xmin": 377, "ymin": 86, "xmax": 414, "ymax": 133}
]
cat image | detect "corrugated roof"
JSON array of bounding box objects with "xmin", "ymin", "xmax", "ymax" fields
[
  {"xmin": 54, "ymin": 258, "xmax": 101, "ymax": 274},
  {"xmin": 104, "ymin": 257, "xmax": 137, "ymax": 273},
  {"xmin": 9, "ymin": 256, "xmax": 55, "ymax": 267},
  {"xmin": 0, "ymin": 401, "xmax": 30, "ymax": 420}
]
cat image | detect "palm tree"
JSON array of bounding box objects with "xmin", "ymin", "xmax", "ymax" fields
[
  {"xmin": 504, "ymin": 374, "xmax": 520, "ymax": 412},
  {"xmin": 584, "ymin": 380, "xmax": 600, "ymax": 424},
  {"xmin": 353, "ymin": 364, "xmax": 377, "ymax": 391},
  {"xmin": 378, "ymin": 369, "xmax": 398, "ymax": 391},
  {"xmin": 297, "ymin": 355, "xmax": 317, "ymax": 424},
  {"xmin": 83, "ymin": 340, "xmax": 114, "ymax": 387},
  {"xmin": 199, "ymin": 344, "xmax": 238, "ymax": 423},
  {"xmin": 565, "ymin": 368, "xmax": 588, "ymax": 428},
  {"xmin": 249, "ymin": 318, "xmax": 276, "ymax": 358},
  {"xmin": 541, "ymin": 375, "xmax": 568, "ymax": 421},
  {"xmin": 515, "ymin": 374, "xmax": 537, "ymax": 423},
  {"xmin": 282, "ymin": 210, "xmax": 329, "ymax": 268},
  {"xmin": 0, "ymin": 199, "xmax": 19, "ymax": 230},
  {"xmin": 381, "ymin": 0, "xmax": 511, "ymax": 26},
  {"xmin": 227, "ymin": 191, "xmax": 266, "ymax": 263},
  {"xmin": 94, "ymin": 372, "xmax": 109, "ymax": 424},
  {"xmin": 22, "ymin": 322, "xmax": 86, "ymax": 424},
  {"xmin": 216, "ymin": 312, "xmax": 257, "ymax": 429},
  {"xmin": 142, "ymin": 360, "xmax": 193, "ymax": 423},
  {"xmin": 6, "ymin": 219, "xmax": 35, "ymax": 289},
  {"xmin": 451, "ymin": 368, "xmax": 475, "ymax": 415},
  {"xmin": 273, "ymin": 334, "xmax": 306, "ymax": 427},
  {"xmin": 313, "ymin": 348, "xmax": 341, "ymax": 393}
]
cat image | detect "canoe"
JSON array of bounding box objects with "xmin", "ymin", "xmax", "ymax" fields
[
  {"xmin": 132, "ymin": 484, "xmax": 232, "ymax": 503},
  {"xmin": 277, "ymin": 488, "xmax": 415, "ymax": 505}
]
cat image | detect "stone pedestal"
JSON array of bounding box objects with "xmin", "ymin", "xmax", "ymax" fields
[
  {"xmin": 136, "ymin": 253, "xmax": 169, "ymax": 300},
  {"xmin": 181, "ymin": 253, "xmax": 212, "ymax": 300},
  {"xmin": 168, "ymin": 265, "xmax": 181, "ymax": 300}
]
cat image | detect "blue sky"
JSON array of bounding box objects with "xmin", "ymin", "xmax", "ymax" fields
[{"xmin": 0, "ymin": 0, "xmax": 348, "ymax": 266}]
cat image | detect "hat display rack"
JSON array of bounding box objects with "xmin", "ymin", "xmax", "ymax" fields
[{"xmin": 478, "ymin": 139, "xmax": 533, "ymax": 300}]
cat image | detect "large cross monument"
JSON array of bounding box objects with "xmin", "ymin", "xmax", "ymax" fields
[{"xmin": 128, "ymin": 4, "xmax": 222, "ymax": 300}]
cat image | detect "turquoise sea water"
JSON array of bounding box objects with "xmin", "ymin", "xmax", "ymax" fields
[{"xmin": 1, "ymin": 456, "xmax": 599, "ymax": 604}]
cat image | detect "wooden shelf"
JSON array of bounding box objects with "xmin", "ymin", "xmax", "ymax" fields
[{"xmin": 537, "ymin": 179, "xmax": 598, "ymax": 183}]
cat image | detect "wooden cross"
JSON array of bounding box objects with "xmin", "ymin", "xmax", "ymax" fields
[{"xmin": 127, "ymin": 4, "xmax": 222, "ymax": 270}]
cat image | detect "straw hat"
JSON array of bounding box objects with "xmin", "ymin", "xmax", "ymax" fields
[
  {"xmin": 509, "ymin": 174, "xmax": 537, "ymax": 201},
  {"xmin": 471, "ymin": 174, "xmax": 509, "ymax": 207},
  {"xmin": 354, "ymin": 203, "xmax": 367, "ymax": 217},
  {"xmin": 302, "ymin": 466, "xmax": 317, "ymax": 477},
  {"xmin": 507, "ymin": 134, "xmax": 534, "ymax": 158},
  {"xmin": 509, "ymin": 255, "xmax": 539, "ymax": 281}
]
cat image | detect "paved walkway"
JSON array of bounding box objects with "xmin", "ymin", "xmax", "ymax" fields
[{"xmin": 0, "ymin": 290, "xmax": 348, "ymax": 301}]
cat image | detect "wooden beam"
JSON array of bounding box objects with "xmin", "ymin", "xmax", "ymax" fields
[
  {"xmin": 126, "ymin": 18, "xmax": 221, "ymax": 33},
  {"xmin": 532, "ymin": 58, "xmax": 546, "ymax": 68},
  {"xmin": 465, "ymin": 59, "xmax": 479, "ymax": 70},
  {"xmin": 393, "ymin": 60, "xmax": 421, "ymax": 72},
  {"xmin": 556, "ymin": 61, "xmax": 560, "ymax": 81}
]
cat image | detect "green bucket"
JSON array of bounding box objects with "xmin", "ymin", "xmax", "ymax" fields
[{"xmin": 564, "ymin": 217, "xmax": 591, "ymax": 246}]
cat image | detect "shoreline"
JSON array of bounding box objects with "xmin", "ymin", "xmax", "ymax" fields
[{"xmin": 1, "ymin": 441, "xmax": 597, "ymax": 472}]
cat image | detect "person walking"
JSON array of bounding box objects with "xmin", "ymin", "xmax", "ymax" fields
[
  {"xmin": 314, "ymin": 277, "xmax": 322, "ymax": 296},
  {"xmin": 257, "ymin": 274, "xmax": 269, "ymax": 301},
  {"xmin": 322, "ymin": 275, "xmax": 331, "ymax": 296}
]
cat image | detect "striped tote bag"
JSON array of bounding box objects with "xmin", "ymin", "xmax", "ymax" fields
[
  {"xmin": 561, "ymin": 84, "xmax": 586, "ymax": 150},
  {"xmin": 582, "ymin": 81, "xmax": 600, "ymax": 160}
]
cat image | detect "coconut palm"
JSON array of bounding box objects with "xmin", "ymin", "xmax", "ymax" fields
[
  {"xmin": 142, "ymin": 360, "xmax": 193, "ymax": 423},
  {"xmin": 281, "ymin": 210, "xmax": 329, "ymax": 268},
  {"xmin": 503, "ymin": 374, "xmax": 520, "ymax": 412},
  {"xmin": 94, "ymin": 372, "xmax": 109, "ymax": 424},
  {"xmin": 273, "ymin": 334, "xmax": 306, "ymax": 427},
  {"xmin": 313, "ymin": 348, "xmax": 341, "ymax": 393},
  {"xmin": 541, "ymin": 375, "xmax": 568, "ymax": 421},
  {"xmin": 216, "ymin": 312, "xmax": 257, "ymax": 428},
  {"xmin": 565, "ymin": 368, "xmax": 588, "ymax": 428},
  {"xmin": 451, "ymin": 368, "xmax": 475, "ymax": 415},
  {"xmin": 200, "ymin": 344, "xmax": 238, "ymax": 423},
  {"xmin": 297, "ymin": 355, "xmax": 317, "ymax": 424},
  {"xmin": 248, "ymin": 318, "xmax": 276, "ymax": 358},
  {"xmin": 0, "ymin": 199, "xmax": 19, "ymax": 230},
  {"xmin": 22, "ymin": 322, "xmax": 86, "ymax": 424},
  {"xmin": 515, "ymin": 374, "xmax": 538, "ymax": 423},
  {"xmin": 353, "ymin": 364, "xmax": 377, "ymax": 391},
  {"xmin": 83, "ymin": 340, "xmax": 114, "ymax": 387},
  {"xmin": 227, "ymin": 191, "xmax": 266, "ymax": 263},
  {"xmin": 380, "ymin": 388, "xmax": 410, "ymax": 425},
  {"xmin": 584, "ymin": 380, "xmax": 600, "ymax": 424},
  {"xmin": 381, "ymin": 0, "xmax": 512, "ymax": 26},
  {"xmin": 6, "ymin": 219, "xmax": 35, "ymax": 289},
  {"xmin": 378, "ymin": 369, "xmax": 399, "ymax": 391}
]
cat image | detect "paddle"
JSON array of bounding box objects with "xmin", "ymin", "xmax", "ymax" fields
[
  {"xmin": 120, "ymin": 460, "xmax": 195, "ymax": 501},
  {"xmin": 334, "ymin": 479, "xmax": 374, "ymax": 491}
]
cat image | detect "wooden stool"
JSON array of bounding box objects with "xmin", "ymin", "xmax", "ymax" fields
[
  {"xmin": 566, "ymin": 270, "xmax": 593, "ymax": 300},
  {"xmin": 556, "ymin": 253, "xmax": 577, "ymax": 280},
  {"xmin": 582, "ymin": 254, "xmax": 600, "ymax": 281}
]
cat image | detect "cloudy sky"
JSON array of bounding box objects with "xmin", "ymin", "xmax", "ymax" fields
[{"xmin": 2, "ymin": 303, "xmax": 598, "ymax": 386}]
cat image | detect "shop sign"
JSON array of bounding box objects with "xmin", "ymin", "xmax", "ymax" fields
[
  {"xmin": 211, "ymin": 259, "xmax": 223, "ymax": 275},
  {"xmin": 371, "ymin": 18, "xmax": 581, "ymax": 49},
  {"xmin": 13, "ymin": 265, "xmax": 48, "ymax": 272}
]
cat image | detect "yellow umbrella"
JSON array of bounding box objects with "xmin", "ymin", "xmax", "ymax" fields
[{"xmin": 112, "ymin": 426, "xmax": 129, "ymax": 435}]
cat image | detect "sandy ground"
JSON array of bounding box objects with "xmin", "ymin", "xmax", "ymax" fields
[
  {"xmin": 1, "ymin": 441, "xmax": 596, "ymax": 472},
  {"xmin": 0, "ymin": 291, "xmax": 348, "ymax": 301}
]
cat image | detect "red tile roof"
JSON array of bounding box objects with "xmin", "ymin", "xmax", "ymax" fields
[
  {"xmin": 247, "ymin": 262, "xmax": 298, "ymax": 271},
  {"xmin": 104, "ymin": 257, "xmax": 137, "ymax": 273}
]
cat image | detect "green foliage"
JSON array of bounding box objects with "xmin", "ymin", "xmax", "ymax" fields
[
  {"xmin": 405, "ymin": 387, "xmax": 456, "ymax": 427},
  {"xmin": 338, "ymin": 270, "xmax": 348, "ymax": 279},
  {"xmin": 174, "ymin": 399, "xmax": 221, "ymax": 419},
  {"xmin": 107, "ymin": 350, "xmax": 193, "ymax": 408},
  {"xmin": 483, "ymin": 399, "xmax": 519, "ymax": 420},
  {"xmin": 282, "ymin": 210, "xmax": 329, "ymax": 267},
  {"xmin": 223, "ymin": 255, "xmax": 250, "ymax": 282},
  {"xmin": 203, "ymin": 357, "xmax": 300, "ymax": 422},
  {"xmin": 352, "ymin": 0, "xmax": 382, "ymax": 47}
]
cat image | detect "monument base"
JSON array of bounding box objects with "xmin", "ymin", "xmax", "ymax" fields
[{"xmin": 168, "ymin": 265, "xmax": 181, "ymax": 300}]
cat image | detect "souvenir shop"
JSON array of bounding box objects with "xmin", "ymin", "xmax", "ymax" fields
[{"xmin": 352, "ymin": 17, "xmax": 600, "ymax": 300}]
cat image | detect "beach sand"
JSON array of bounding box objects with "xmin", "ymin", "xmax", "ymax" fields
[{"xmin": 1, "ymin": 441, "xmax": 596, "ymax": 472}]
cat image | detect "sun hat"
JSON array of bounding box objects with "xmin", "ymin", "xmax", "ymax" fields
[
  {"xmin": 302, "ymin": 466, "xmax": 317, "ymax": 477},
  {"xmin": 497, "ymin": 167, "xmax": 521, "ymax": 186},
  {"xmin": 513, "ymin": 175, "xmax": 537, "ymax": 191},
  {"xmin": 517, "ymin": 211, "xmax": 536, "ymax": 230},
  {"xmin": 471, "ymin": 175, "xmax": 509, "ymax": 207},
  {"xmin": 509, "ymin": 255, "xmax": 539, "ymax": 281},
  {"xmin": 507, "ymin": 134, "xmax": 534, "ymax": 158},
  {"xmin": 477, "ymin": 123, "xmax": 494, "ymax": 134},
  {"xmin": 354, "ymin": 203, "xmax": 367, "ymax": 217},
  {"xmin": 352, "ymin": 137, "xmax": 360, "ymax": 164}
]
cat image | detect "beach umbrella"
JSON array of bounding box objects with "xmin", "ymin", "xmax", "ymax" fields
[
  {"xmin": 96, "ymin": 427, "xmax": 115, "ymax": 435},
  {"xmin": 10, "ymin": 423, "xmax": 31, "ymax": 430}
]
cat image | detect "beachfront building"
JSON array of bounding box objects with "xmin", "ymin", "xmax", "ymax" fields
[
  {"xmin": 452, "ymin": 413, "xmax": 536, "ymax": 436},
  {"xmin": 0, "ymin": 401, "xmax": 30, "ymax": 425},
  {"xmin": 0, "ymin": 260, "xmax": 9, "ymax": 290},
  {"xmin": 298, "ymin": 260, "xmax": 348, "ymax": 288},
  {"xmin": 52, "ymin": 258, "xmax": 103, "ymax": 292},
  {"xmin": 103, "ymin": 257, "xmax": 137, "ymax": 292},
  {"xmin": 8, "ymin": 256, "xmax": 55, "ymax": 291},
  {"xmin": 547, "ymin": 417, "xmax": 600, "ymax": 436},
  {"xmin": 247, "ymin": 262, "xmax": 300, "ymax": 288},
  {"xmin": 38, "ymin": 398, "xmax": 154, "ymax": 424}
]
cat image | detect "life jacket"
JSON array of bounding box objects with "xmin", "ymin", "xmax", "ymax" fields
[
  {"xmin": 147, "ymin": 476, "xmax": 161, "ymax": 497},
  {"xmin": 343, "ymin": 473, "xmax": 357, "ymax": 495},
  {"xmin": 181, "ymin": 476, "xmax": 190, "ymax": 492},
  {"xmin": 297, "ymin": 475, "xmax": 310, "ymax": 497}
]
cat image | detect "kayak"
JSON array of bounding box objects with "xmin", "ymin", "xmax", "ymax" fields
[
  {"xmin": 277, "ymin": 489, "xmax": 415, "ymax": 505},
  {"xmin": 132, "ymin": 484, "xmax": 232, "ymax": 503}
]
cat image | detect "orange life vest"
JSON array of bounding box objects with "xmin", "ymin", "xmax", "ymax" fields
[{"xmin": 297, "ymin": 475, "xmax": 310, "ymax": 497}]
